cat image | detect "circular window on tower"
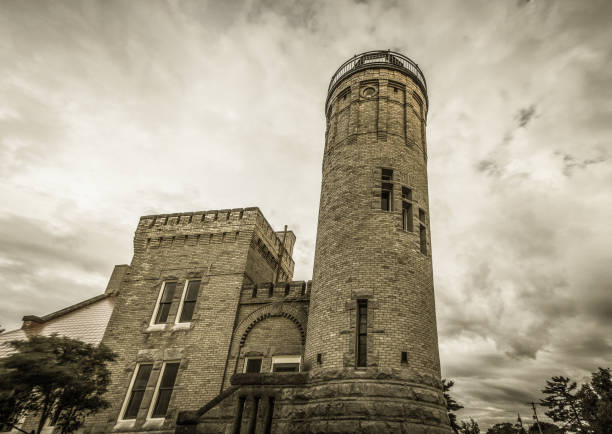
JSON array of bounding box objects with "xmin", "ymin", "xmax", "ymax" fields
[{"xmin": 361, "ymin": 85, "xmax": 378, "ymax": 98}]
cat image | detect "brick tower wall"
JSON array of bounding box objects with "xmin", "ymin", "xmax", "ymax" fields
[{"xmin": 305, "ymin": 66, "xmax": 440, "ymax": 377}]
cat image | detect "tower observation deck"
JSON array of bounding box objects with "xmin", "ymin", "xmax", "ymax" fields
[{"xmin": 326, "ymin": 50, "xmax": 428, "ymax": 109}]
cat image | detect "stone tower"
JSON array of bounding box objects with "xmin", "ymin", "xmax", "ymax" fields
[{"xmin": 304, "ymin": 50, "xmax": 451, "ymax": 432}]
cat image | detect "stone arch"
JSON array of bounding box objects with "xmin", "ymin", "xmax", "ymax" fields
[{"xmin": 236, "ymin": 303, "xmax": 306, "ymax": 347}]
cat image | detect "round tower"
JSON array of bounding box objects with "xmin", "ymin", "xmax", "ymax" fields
[{"xmin": 304, "ymin": 51, "xmax": 451, "ymax": 432}]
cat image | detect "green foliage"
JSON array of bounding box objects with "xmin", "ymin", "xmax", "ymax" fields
[
  {"xmin": 540, "ymin": 367, "xmax": 612, "ymax": 434},
  {"xmin": 459, "ymin": 417, "xmax": 480, "ymax": 434},
  {"xmin": 0, "ymin": 334, "xmax": 116, "ymax": 434},
  {"xmin": 443, "ymin": 378, "xmax": 465, "ymax": 433}
]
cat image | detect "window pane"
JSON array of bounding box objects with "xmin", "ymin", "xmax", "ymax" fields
[
  {"xmin": 178, "ymin": 301, "xmax": 195, "ymax": 323},
  {"xmin": 420, "ymin": 225, "xmax": 427, "ymax": 254},
  {"xmin": 161, "ymin": 282, "xmax": 176, "ymax": 302},
  {"xmin": 402, "ymin": 187, "xmax": 412, "ymax": 200},
  {"xmin": 185, "ymin": 281, "xmax": 200, "ymax": 301},
  {"xmin": 272, "ymin": 363, "xmax": 299, "ymax": 372},
  {"xmin": 155, "ymin": 303, "xmax": 171, "ymax": 324},
  {"xmin": 152, "ymin": 389, "xmax": 172, "ymax": 418},
  {"xmin": 245, "ymin": 358, "xmax": 262, "ymax": 373},
  {"xmin": 134, "ymin": 364, "xmax": 152, "ymax": 389},
  {"xmin": 160, "ymin": 363, "xmax": 180, "ymax": 388},
  {"xmin": 124, "ymin": 390, "xmax": 144, "ymax": 419},
  {"xmin": 381, "ymin": 191, "xmax": 389, "ymax": 211}
]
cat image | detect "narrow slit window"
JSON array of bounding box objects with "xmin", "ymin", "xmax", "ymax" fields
[
  {"xmin": 178, "ymin": 280, "xmax": 200, "ymax": 323},
  {"xmin": 420, "ymin": 225, "xmax": 427, "ymax": 255},
  {"xmin": 402, "ymin": 202, "xmax": 413, "ymax": 232},
  {"xmin": 151, "ymin": 362, "xmax": 180, "ymax": 418},
  {"xmin": 381, "ymin": 183, "xmax": 393, "ymax": 211},
  {"xmin": 123, "ymin": 364, "xmax": 153, "ymax": 420},
  {"xmin": 419, "ymin": 208, "xmax": 426, "ymax": 223},
  {"xmin": 154, "ymin": 282, "xmax": 176, "ymax": 324},
  {"xmin": 357, "ymin": 300, "xmax": 368, "ymax": 367}
]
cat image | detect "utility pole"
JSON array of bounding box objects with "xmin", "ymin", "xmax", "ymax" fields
[{"xmin": 529, "ymin": 402, "xmax": 543, "ymax": 434}]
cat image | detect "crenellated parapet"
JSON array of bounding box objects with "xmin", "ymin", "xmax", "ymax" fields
[
  {"xmin": 240, "ymin": 280, "xmax": 311, "ymax": 302},
  {"xmin": 132, "ymin": 207, "xmax": 295, "ymax": 280}
]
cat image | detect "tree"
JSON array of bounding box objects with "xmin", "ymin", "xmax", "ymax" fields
[
  {"xmin": 527, "ymin": 421, "xmax": 564, "ymax": 434},
  {"xmin": 459, "ymin": 417, "xmax": 480, "ymax": 434},
  {"xmin": 577, "ymin": 367, "xmax": 612, "ymax": 434},
  {"xmin": 486, "ymin": 422, "xmax": 521, "ymax": 434},
  {"xmin": 443, "ymin": 378, "xmax": 464, "ymax": 433},
  {"xmin": 540, "ymin": 368, "xmax": 612, "ymax": 434},
  {"xmin": 540, "ymin": 375, "xmax": 585, "ymax": 432},
  {"xmin": 1, "ymin": 334, "xmax": 116, "ymax": 434}
]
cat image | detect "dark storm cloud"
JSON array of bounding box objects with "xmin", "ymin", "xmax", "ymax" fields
[{"xmin": 2, "ymin": 0, "xmax": 612, "ymax": 429}]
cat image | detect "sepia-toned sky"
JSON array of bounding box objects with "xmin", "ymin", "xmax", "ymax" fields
[{"xmin": 1, "ymin": 0, "xmax": 611, "ymax": 428}]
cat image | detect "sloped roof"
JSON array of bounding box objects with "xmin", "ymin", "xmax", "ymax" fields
[{"xmin": 0, "ymin": 293, "xmax": 115, "ymax": 358}]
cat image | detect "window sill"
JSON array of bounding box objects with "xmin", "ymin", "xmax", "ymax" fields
[
  {"xmin": 143, "ymin": 418, "xmax": 165, "ymax": 428},
  {"xmin": 172, "ymin": 322, "xmax": 192, "ymax": 330},
  {"xmin": 145, "ymin": 324, "xmax": 166, "ymax": 332},
  {"xmin": 112, "ymin": 419, "xmax": 136, "ymax": 431}
]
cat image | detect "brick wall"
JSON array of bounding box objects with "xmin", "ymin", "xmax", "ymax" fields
[
  {"xmin": 306, "ymin": 67, "xmax": 441, "ymax": 378},
  {"xmin": 82, "ymin": 207, "xmax": 294, "ymax": 433}
]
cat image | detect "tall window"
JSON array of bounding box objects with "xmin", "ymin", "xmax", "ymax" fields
[
  {"xmin": 122, "ymin": 364, "xmax": 153, "ymax": 420},
  {"xmin": 177, "ymin": 280, "xmax": 200, "ymax": 323},
  {"xmin": 420, "ymin": 225, "xmax": 427, "ymax": 255},
  {"xmin": 150, "ymin": 362, "xmax": 180, "ymax": 419},
  {"xmin": 153, "ymin": 282, "xmax": 176, "ymax": 324},
  {"xmin": 401, "ymin": 187, "xmax": 413, "ymax": 231},
  {"xmin": 418, "ymin": 208, "xmax": 427, "ymax": 254},
  {"xmin": 356, "ymin": 300, "xmax": 368, "ymax": 367},
  {"xmin": 381, "ymin": 169, "xmax": 393, "ymax": 211}
]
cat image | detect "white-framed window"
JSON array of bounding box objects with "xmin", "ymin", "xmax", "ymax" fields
[
  {"xmin": 243, "ymin": 357, "xmax": 263, "ymax": 373},
  {"xmin": 147, "ymin": 362, "xmax": 180, "ymax": 420},
  {"xmin": 150, "ymin": 281, "xmax": 177, "ymax": 326},
  {"xmin": 271, "ymin": 355, "xmax": 301, "ymax": 373},
  {"xmin": 175, "ymin": 280, "xmax": 201, "ymax": 324},
  {"xmin": 120, "ymin": 363, "xmax": 153, "ymax": 420}
]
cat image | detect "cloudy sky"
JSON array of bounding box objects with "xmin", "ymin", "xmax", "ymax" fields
[{"xmin": 1, "ymin": 0, "xmax": 611, "ymax": 428}]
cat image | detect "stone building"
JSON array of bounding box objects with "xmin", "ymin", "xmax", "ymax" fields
[{"xmin": 2, "ymin": 50, "xmax": 451, "ymax": 433}]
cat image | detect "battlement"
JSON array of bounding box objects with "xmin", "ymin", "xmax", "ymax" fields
[
  {"xmin": 240, "ymin": 280, "xmax": 312, "ymax": 303},
  {"xmin": 138, "ymin": 207, "xmax": 260, "ymax": 229},
  {"xmin": 135, "ymin": 207, "xmax": 295, "ymax": 269}
]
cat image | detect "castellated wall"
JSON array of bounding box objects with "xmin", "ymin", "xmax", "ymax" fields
[{"xmin": 81, "ymin": 207, "xmax": 297, "ymax": 433}]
